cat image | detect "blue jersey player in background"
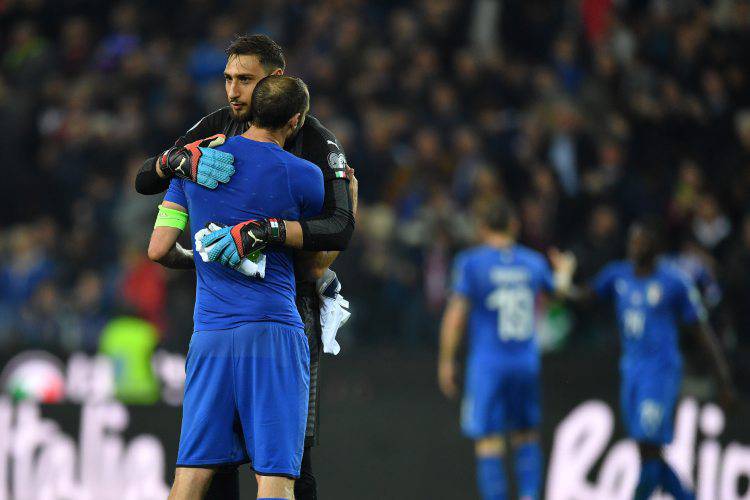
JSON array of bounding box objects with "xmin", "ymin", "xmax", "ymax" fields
[
  {"xmin": 552, "ymin": 221, "xmax": 735, "ymax": 500},
  {"xmin": 438, "ymin": 199, "xmax": 573, "ymax": 500},
  {"xmin": 148, "ymin": 75, "xmax": 323, "ymax": 500}
]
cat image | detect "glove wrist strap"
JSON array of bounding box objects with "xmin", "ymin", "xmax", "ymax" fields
[
  {"xmin": 267, "ymin": 219, "xmax": 287, "ymax": 245},
  {"xmin": 158, "ymin": 149, "xmax": 174, "ymax": 177}
]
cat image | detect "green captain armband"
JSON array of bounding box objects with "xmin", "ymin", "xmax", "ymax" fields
[{"xmin": 154, "ymin": 204, "xmax": 188, "ymax": 230}]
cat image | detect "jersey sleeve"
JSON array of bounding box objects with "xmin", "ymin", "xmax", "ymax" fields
[
  {"xmin": 676, "ymin": 276, "xmax": 706, "ymax": 325},
  {"xmin": 451, "ymin": 253, "xmax": 472, "ymax": 298},
  {"xmin": 592, "ymin": 263, "xmax": 619, "ymax": 300},
  {"xmin": 297, "ymin": 117, "xmax": 355, "ymax": 251},
  {"xmin": 163, "ymin": 178, "xmax": 187, "ymax": 208},
  {"xmin": 289, "ymin": 162, "xmax": 325, "ymax": 219}
]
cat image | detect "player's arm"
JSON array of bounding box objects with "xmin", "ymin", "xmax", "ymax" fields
[
  {"xmin": 294, "ymin": 127, "xmax": 355, "ymax": 252},
  {"xmin": 135, "ymin": 110, "xmax": 235, "ymax": 194},
  {"xmin": 680, "ymin": 282, "xmax": 735, "ymax": 407},
  {"xmin": 147, "ymin": 202, "xmax": 194, "ymax": 269},
  {"xmin": 686, "ymin": 320, "xmax": 734, "ymax": 406},
  {"xmin": 547, "ymin": 248, "xmax": 596, "ymax": 302},
  {"xmin": 292, "ymin": 166, "xmax": 359, "ymax": 278},
  {"xmin": 214, "ymin": 122, "xmax": 355, "ymax": 255},
  {"xmin": 201, "ymin": 159, "xmax": 328, "ymax": 268},
  {"xmin": 438, "ymin": 293, "xmax": 469, "ymax": 400}
]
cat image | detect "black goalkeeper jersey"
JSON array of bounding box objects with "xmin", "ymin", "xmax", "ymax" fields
[{"xmin": 136, "ymin": 107, "xmax": 354, "ymax": 251}]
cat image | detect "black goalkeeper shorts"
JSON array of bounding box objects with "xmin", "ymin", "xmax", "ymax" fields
[{"xmin": 295, "ymin": 281, "xmax": 322, "ymax": 447}]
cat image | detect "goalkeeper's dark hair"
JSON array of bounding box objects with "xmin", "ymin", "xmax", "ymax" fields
[
  {"xmin": 226, "ymin": 34, "xmax": 286, "ymax": 72},
  {"xmin": 250, "ymin": 75, "xmax": 310, "ymax": 130},
  {"xmin": 476, "ymin": 198, "xmax": 517, "ymax": 232}
]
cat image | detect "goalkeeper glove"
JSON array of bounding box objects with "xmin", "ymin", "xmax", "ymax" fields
[
  {"xmin": 159, "ymin": 134, "xmax": 235, "ymax": 189},
  {"xmin": 201, "ymin": 219, "xmax": 287, "ymax": 268}
]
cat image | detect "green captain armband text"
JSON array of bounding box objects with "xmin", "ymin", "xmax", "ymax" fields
[{"xmin": 154, "ymin": 204, "xmax": 188, "ymax": 230}]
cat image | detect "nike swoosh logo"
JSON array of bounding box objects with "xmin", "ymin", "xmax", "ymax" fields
[{"xmin": 326, "ymin": 140, "xmax": 339, "ymax": 148}]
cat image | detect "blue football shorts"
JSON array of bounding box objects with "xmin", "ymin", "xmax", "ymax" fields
[
  {"xmin": 461, "ymin": 360, "xmax": 541, "ymax": 438},
  {"xmin": 176, "ymin": 322, "xmax": 310, "ymax": 477},
  {"xmin": 620, "ymin": 367, "xmax": 681, "ymax": 444}
]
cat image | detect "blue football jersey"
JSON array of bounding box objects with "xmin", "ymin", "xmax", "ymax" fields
[
  {"xmin": 452, "ymin": 244, "xmax": 554, "ymax": 368},
  {"xmin": 164, "ymin": 136, "xmax": 324, "ymax": 330},
  {"xmin": 659, "ymin": 253, "xmax": 722, "ymax": 308},
  {"xmin": 593, "ymin": 261, "xmax": 705, "ymax": 374}
]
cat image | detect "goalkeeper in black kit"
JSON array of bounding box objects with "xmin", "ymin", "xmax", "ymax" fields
[{"xmin": 135, "ymin": 35, "xmax": 356, "ymax": 500}]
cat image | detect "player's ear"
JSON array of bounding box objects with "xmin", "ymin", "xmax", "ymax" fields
[
  {"xmin": 288, "ymin": 112, "xmax": 301, "ymax": 131},
  {"xmin": 271, "ymin": 68, "xmax": 284, "ymax": 76}
]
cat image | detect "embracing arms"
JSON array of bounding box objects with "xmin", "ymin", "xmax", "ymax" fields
[{"xmin": 148, "ymin": 202, "xmax": 193, "ymax": 269}]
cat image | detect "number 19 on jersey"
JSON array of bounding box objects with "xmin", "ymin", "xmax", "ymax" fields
[{"xmin": 485, "ymin": 286, "xmax": 534, "ymax": 341}]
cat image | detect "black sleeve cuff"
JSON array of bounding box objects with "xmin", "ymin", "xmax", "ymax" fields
[{"xmin": 135, "ymin": 155, "xmax": 171, "ymax": 195}]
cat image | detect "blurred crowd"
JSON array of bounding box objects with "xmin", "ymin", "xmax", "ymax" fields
[{"xmin": 1, "ymin": 0, "xmax": 749, "ymax": 380}]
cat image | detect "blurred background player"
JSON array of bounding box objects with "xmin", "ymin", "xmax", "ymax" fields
[
  {"xmin": 438, "ymin": 198, "xmax": 574, "ymax": 500},
  {"xmin": 136, "ymin": 34, "xmax": 355, "ymax": 500},
  {"xmin": 149, "ymin": 75, "xmax": 323, "ymax": 500},
  {"xmin": 551, "ymin": 221, "xmax": 735, "ymax": 500}
]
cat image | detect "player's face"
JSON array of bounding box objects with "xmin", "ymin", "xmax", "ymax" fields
[
  {"xmin": 224, "ymin": 54, "xmax": 281, "ymax": 122},
  {"xmin": 627, "ymin": 225, "xmax": 655, "ymax": 264}
]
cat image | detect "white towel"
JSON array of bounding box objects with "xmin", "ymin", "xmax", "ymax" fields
[
  {"xmin": 317, "ymin": 269, "xmax": 350, "ymax": 355},
  {"xmin": 194, "ymin": 224, "xmax": 267, "ymax": 278}
]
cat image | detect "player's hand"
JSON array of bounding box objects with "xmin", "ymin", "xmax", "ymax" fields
[
  {"xmin": 201, "ymin": 218, "xmax": 287, "ymax": 268},
  {"xmin": 438, "ymin": 359, "xmax": 459, "ymax": 400},
  {"xmin": 159, "ymin": 134, "xmax": 235, "ymax": 189},
  {"xmin": 548, "ymin": 247, "xmax": 577, "ymax": 275},
  {"xmin": 346, "ymin": 165, "xmax": 358, "ymax": 218},
  {"xmin": 549, "ymin": 247, "xmax": 577, "ymax": 294}
]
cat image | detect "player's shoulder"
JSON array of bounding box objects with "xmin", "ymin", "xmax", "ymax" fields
[
  {"xmin": 454, "ymin": 245, "xmax": 482, "ymax": 264},
  {"xmin": 219, "ymin": 134, "xmax": 251, "ymax": 154},
  {"xmin": 602, "ymin": 260, "xmax": 631, "ymax": 277},
  {"xmin": 299, "ymin": 114, "xmax": 348, "ymax": 175},
  {"xmin": 456, "ymin": 244, "xmax": 498, "ymax": 267},
  {"xmin": 513, "ymin": 244, "xmax": 547, "ymax": 266},
  {"xmin": 286, "ymin": 153, "xmax": 321, "ymax": 175},
  {"xmin": 301, "ymin": 114, "xmax": 339, "ymax": 144},
  {"xmin": 657, "ymin": 261, "xmax": 693, "ymax": 288},
  {"xmin": 191, "ymin": 106, "xmax": 233, "ymax": 130},
  {"xmin": 280, "ymin": 146, "xmax": 323, "ymax": 182},
  {"xmin": 207, "ymin": 106, "xmax": 233, "ymax": 121}
]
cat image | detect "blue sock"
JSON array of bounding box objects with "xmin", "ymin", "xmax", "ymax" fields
[
  {"xmin": 660, "ymin": 460, "xmax": 694, "ymax": 500},
  {"xmin": 635, "ymin": 458, "xmax": 662, "ymax": 500},
  {"xmin": 514, "ymin": 441, "xmax": 542, "ymax": 499},
  {"xmin": 476, "ymin": 455, "xmax": 507, "ymax": 500}
]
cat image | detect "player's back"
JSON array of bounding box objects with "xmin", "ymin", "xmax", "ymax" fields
[
  {"xmin": 165, "ymin": 136, "xmax": 323, "ymax": 331},
  {"xmin": 593, "ymin": 260, "xmax": 704, "ymax": 374},
  {"xmin": 453, "ymin": 244, "xmax": 553, "ymax": 369}
]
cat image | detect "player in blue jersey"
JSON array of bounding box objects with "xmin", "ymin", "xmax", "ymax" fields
[
  {"xmin": 148, "ymin": 75, "xmax": 323, "ymax": 500},
  {"xmin": 552, "ymin": 221, "xmax": 734, "ymax": 500},
  {"xmin": 438, "ymin": 199, "xmax": 573, "ymax": 500}
]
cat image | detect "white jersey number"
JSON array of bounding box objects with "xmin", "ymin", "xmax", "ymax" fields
[
  {"xmin": 623, "ymin": 308, "xmax": 645, "ymax": 338},
  {"xmin": 485, "ymin": 287, "xmax": 534, "ymax": 341}
]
